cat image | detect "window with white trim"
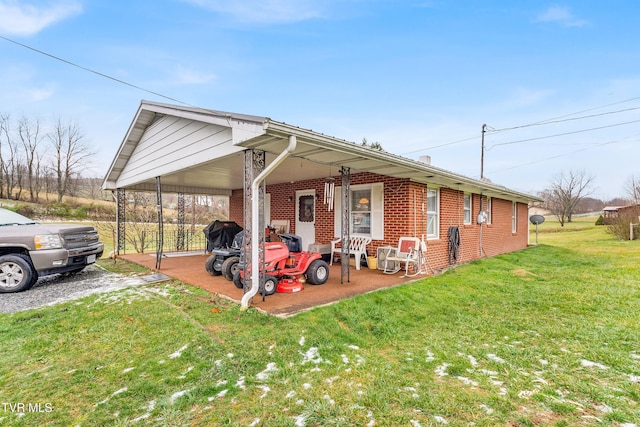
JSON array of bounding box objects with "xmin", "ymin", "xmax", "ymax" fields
[
  {"xmin": 427, "ymin": 189, "xmax": 439, "ymax": 239},
  {"xmin": 512, "ymin": 202, "xmax": 517, "ymax": 233},
  {"xmin": 463, "ymin": 194, "xmax": 472, "ymax": 224},
  {"xmin": 334, "ymin": 183, "xmax": 384, "ymax": 239}
]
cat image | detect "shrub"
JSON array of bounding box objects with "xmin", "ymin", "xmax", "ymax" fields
[
  {"xmin": 595, "ymin": 215, "xmax": 604, "ymax": 226},
  {"xmin": 606, "ymin": 212, "xmax": 640, "ymax": 240}
]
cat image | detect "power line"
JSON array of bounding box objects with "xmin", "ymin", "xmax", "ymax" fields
[
  {"xmin": 485, "ymin": 135, "xmax": 636, "ymax": 175},
  {"xmin": 487, "ymin": 118, "xmax": 640, "ymax": 150},
  {"xmin": 488, "ymin": 105, "xmax": 640, "ymax": 133},
  {"xmin": 0, "ymin": 35, "xmax": 191, "ymax": 106}
]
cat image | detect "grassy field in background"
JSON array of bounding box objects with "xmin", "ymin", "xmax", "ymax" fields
[{"xmin": 1, "ymin": 217, "xmax": 639, "ymax": 426}]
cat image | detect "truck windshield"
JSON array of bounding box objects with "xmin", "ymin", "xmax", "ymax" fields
[{"xmin": 0, "ymin": 208, "xmax": 39, "ymax": 226}]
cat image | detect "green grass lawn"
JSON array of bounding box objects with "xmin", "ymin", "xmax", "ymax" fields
[{"xmin": 1, "ymin": 219, "xmax": 639, "ymax": 426}]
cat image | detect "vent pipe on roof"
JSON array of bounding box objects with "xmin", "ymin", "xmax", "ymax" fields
[
  {"xmin": 241, "ymin": 135, "xmax": 297, "ymax": 310},
  {"xmin": 419, "ymin": 155, "xmax": 431, "ymax": 165}
]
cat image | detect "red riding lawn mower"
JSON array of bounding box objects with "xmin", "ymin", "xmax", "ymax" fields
[{"xmin": 232, "ymin": 233, "xmax": 329, "ymax": 296}]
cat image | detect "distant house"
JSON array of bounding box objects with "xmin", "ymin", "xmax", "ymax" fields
[
  {"xmin": 102, "ymin": 101, "xmax": 542, "ymax": 288},
  {"xmin": 602, "ymin": 205, "xmax": 640, "ymax": 225}
]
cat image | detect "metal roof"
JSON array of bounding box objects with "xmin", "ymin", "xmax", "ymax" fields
[{"xmin": 102, "ymin": 100, "xmax": 542, "ymax": 203}]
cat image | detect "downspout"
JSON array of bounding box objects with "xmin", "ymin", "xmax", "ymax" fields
[{"xmin": 241, "ymin": 135, "xmax": 297, "ymax": 310}]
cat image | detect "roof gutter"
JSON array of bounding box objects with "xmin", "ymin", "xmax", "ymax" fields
[{"xmin": 241, "ymin": 135, "xmax": 297, "ymax": 310}]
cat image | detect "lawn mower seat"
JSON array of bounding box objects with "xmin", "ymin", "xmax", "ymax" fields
[{"xmin": 279, "ymin": 233, "xmax": 302, "ymax": 252}]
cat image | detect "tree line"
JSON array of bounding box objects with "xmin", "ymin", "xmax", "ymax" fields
[{"xmin": 0, "ymin": 114, "xmax": 94, "ymax": 203}]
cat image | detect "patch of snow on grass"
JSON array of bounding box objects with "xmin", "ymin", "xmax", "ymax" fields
[
  {"xmin": 434, "ymin": 363, "xmax": 450, "ymax": 377},
  {"xmin": 236, "ymin": 376, "xmax": 246, "ymax": 389},
  {"xmin": 581, "ymin": 359, "xmax": 609, "ymax": 370},
  {"xmin": 348, "ymin": 344, "xmax": 359, "ymax": 350},
  {"xmin": 299, "ymin": 336, "xmax": 305, "ymax": 346},
  {"xmin": 208, "ymin": 389, "xmax": 228, "ymax": 401},
  {"xmin": 122, "ymin": 367, "xmax": 135, "ymax": 374},
  {"xmin": 425, "ymin": 350, "xmax": 435, "ymax": 362},
  {"xmin": 487, "ymin": 354, "xmax": 505, "ymax": 364},
  {"xmin": 467, "ymin": 355, "xmax": 478, "ymax": 366},
  {"xmin": 434, "ymin": 415, "xmax": 448, "ymax": 424},
  {"xmin": 300, "ymin": 347, "xmax": 323, "ymax": 365},
  {"xmin": 168, "ymin": 344, "xmax": 188, "ymax": 359},
  {"xmin": 341, "ymin": 354, "xmax": 349, "ymax": 364},
  {"xmin": 629, "ymin": 375, "xmax": 639, "ymax": 383},
  {"xmin": 293, "ymin": 412, "xmax": 308, "ymax": 426},
  {"xmin": 249, "ymin": 418, "xmax": 261, "ymax": 427},
  {"xmin": 479, "ymin": 404, "xmax": 493, "ymax": 414},
  {"xmin": 457, "ymin": 376, "xmax": 479, "ymax": 386},
  {"xmin": 256, "ymin": 362, "xmax": 278, "ymax": 381},
  {"xmin": 169, "ymin": 389, "xmax": 190, "ymax": 404},
  {"xmin": 257, "ymin": 385, "xmax": 270, "ymax": 398}
]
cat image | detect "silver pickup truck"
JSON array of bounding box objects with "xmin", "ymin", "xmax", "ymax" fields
[{"xmin": 0, "ymin": 208, "xmax": 104, "ymax": 293}]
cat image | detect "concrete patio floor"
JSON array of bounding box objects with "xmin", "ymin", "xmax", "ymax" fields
[{"xmin": 118, "ymin": 252, "xmax": 425, "ymax": 317}]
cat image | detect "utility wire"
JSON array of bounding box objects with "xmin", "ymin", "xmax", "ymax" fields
[
  {"xmin": 404, "ymin": 97, "xmax": 640, "ymax": 156},
  {"xmin": 487, "ymin": 118, "xmax": 640, "ymax": 150},
  {"xmin": 0, "ymin": 35, "xmax": 191, "ymax": 106},
  {"xmin": 485, "ymin": 136, "xmax": 635, "ymax": 175},
  {"xmin": 488, "ymin": 105, "xmax": 640, "ymax": 133}
]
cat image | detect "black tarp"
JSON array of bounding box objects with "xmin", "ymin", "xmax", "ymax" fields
[{"xmin": 203, "ymin": 220, "xmax": 243, "ymax": 252}]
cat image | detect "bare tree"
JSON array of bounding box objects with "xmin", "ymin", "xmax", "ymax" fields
[
  {"xmin": 541, "ymin": 170, "xmax": 595, "ymax": 226},
  {"xmin": 17, "ymin": 116, "xmax": 43, "ymax": 202},
  {"xmin": 0, "ymin": 114, "xmax": 8, "ymax": 199},
  {"xmin": 48, "ymin": 119, "xmax": 94, "ymax": 203},
  {"xmin": 624, "ymin": 175, "xmax": 640, "ymax": 205},
  {"xmin": 1, "ymin": 122, "xmax": 22, "ymax": 200}
]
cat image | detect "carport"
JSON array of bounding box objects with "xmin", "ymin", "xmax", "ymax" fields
[{"xmin": 103, "ymin": 100, "xmax": 536, "ymax": 310}]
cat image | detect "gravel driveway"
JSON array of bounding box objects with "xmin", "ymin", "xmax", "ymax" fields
[{"xmin": 0, "ymin": 264, "xmax": 148, "ymax": 314}]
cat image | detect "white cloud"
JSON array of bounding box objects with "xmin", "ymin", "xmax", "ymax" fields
[
  {"xmin": 536, "ymin": 6, "xmax": 588, "ymax": 27},
  {"xmin": 180, "ymin": 0, "xmax": 326, "ymax": 24},
  {"xmin": 0, "ymin": 0, "xmax": 82, "ymax": 36}
]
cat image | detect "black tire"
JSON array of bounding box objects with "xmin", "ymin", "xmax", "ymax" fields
[
  {"xmin": 0, "ymin": 254, "xmax": 38, "ymax": 293},
  {"xmin": 259, "ymin": 275, "xmax": 278, "ymax": 296},
  {"xmin": 204, "ymin": 255, "xmax": 222, "ymax": 276},
  {"xmin": 305, "ymin": 259, "xmax": 329, "ymax": 285},
  {"xmin": 232, "ymin": 270, "xmax": 244, "ymax": 289},
  {"xmin": 221, "ymin": 256, "xmax": 240, "ymax": 281}
]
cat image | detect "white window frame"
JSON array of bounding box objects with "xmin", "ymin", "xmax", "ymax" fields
[
  {"xmin": 512, "ymin": 202, "xmax": 517, "ymax": 233},
  {"xmin": 334, "ymin": 183, "xmax": 384, "ymax": 240},
  {"xmin": 427, "ymin": 189, "xmax": 440, "ymax": 240},
  {"xmin": 463, "ymin": 194, "xmax": 472, "ymax": 224}
]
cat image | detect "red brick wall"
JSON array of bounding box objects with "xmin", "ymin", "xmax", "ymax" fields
[{"xmin": 229, "ymin": 172, "xmax": 530, "ymax": 274}]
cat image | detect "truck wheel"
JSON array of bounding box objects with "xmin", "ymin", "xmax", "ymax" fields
[
  {"xmin": 259, "ymin": 275, "xmax": 278, "ymax": 296},
  {"xmin": 306, "ymin": 259, "xmax": 329, "ymax": 285},
  {"xmin": 232, "ymin": 270, "xmax": 244, "ymax": 289},
  {"xmin": 0, "ymin": 254, "xmax": 38, "ymax": 293},
  {"xmin": 205, "ymin": 255, "xmax": 221, "ymax": 276},
  {"xmin": 221, "ymin": 256, "xmax": 240, "ymax": 281}
]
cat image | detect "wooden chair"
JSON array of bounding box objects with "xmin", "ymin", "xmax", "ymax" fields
[
  {"xmin": 382, "ymin": 237, "xmax": 423, "ymax": 277},
  {"xmin": 330, "ymin": 236, "xmax": 371, "ymax": 270}
]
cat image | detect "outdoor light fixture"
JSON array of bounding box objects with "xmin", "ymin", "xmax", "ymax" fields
[{"xmin": 358, "ymin": 198, "xmax": 369, "ymax": 205}]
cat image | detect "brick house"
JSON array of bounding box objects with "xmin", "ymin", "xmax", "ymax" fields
[{"xmin": 103, "ymin": 101, "xmax": 541, "ymax": 304}]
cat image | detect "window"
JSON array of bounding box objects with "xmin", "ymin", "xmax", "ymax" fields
[
  {"xmin": 351, "ymin": 188, "xmax": 371, "ymax": 235},
  {"xmin": 334, "ymin": 183, "xmax": 384, "ymax": 239},
  {"xmin": 512, "ymin": 202, "xmax": 517, "ymax": 233},
  {"xmin": 463, "ymin": 194, "xmax": 472, "ymax": 224},
  {"xmin": 427, "ymin": 189, "xmax": 439, "ymax": 239}
]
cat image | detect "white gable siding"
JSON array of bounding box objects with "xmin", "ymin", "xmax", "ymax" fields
[{"xmin": 116, "ymin": 115, "xmax": 244, "ymax": 188}]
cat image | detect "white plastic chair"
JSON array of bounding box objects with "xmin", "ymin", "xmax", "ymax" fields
[
  {"xmin": 382, "ymin": 237, "xmax": 423, "ymax": 277},
  {"xmin": 330, "ymin": 236, "xmax": 371, "ymax": 270}
]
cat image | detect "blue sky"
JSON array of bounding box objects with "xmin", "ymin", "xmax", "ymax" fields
[{"xmin": 1, "ymin": 1, "xmax": 639, "ymax": 200}]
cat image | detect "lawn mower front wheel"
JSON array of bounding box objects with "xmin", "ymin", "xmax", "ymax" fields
[
  {"xmin": 260, "ymin": 275, "xmax": 278, "ymax": 296},
  {"xmin": 305, "ymin": 259, "xmax": 329, "ymax": 285}
]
